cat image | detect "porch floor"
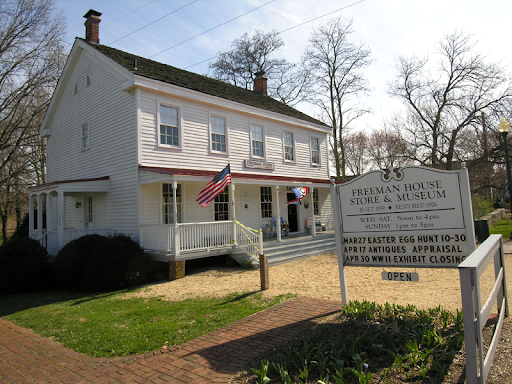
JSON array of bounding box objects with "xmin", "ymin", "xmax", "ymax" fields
[{"xmin": 261, "ymin": 230, "xmax": 336, "ymax": 266}]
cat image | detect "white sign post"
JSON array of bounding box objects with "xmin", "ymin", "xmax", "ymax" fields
[{"xmin": 331, "ymin": 165, "xmax": 476, "ymax": 303}]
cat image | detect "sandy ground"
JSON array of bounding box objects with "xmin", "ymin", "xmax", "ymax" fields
[{"xmin": 132, "ymin": 252, "xmax": 512, "ymax": 313}]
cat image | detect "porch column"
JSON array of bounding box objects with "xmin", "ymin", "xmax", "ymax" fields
[
  {"xmin": 172, "ymin": 180, "xmax": 180, "ymax": 258},
  {"xmin": 46, "ymin": 193, "xmax": 52, "ymax": 232},
  {"xmin": 58, "ymin": 190, "xmax": 65, "ymax": 249},
  {"xmin": 311, "ymin": 186, "xmax": 316, "ymax": 237},
  {"xmin": 275, "ymin": 186, "xmax": 282, "ymax": 242},
  {"xmin": 230, "ymin": 183, "xmax": 236, "ymax": 243},
  {"xmin": 37, "ymin": 194, "xmax": 43, "ymax": 238},
  {"xmin": 29, "ymin": 194, "xmax": 35, "ymax": 234}
]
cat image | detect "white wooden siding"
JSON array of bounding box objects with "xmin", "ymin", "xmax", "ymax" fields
[
  {"xmin": 45, "ymin": 50, "xmax": 138, "ymax": 238},
  {"xmin": 139, "ymin": 90, "xmax": 330, "ymax": 180}
]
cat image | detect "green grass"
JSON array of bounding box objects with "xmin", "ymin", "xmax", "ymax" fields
[
  {"xmin": 0, "ymin": 290, "xmax": 294, "ymax": 357},
  {"xmin": 489, "ymin": 217, "xmax": 512, "ymax": 237}
]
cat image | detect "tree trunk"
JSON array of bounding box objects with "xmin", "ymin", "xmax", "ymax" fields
[{"xmin": 1, "ymin": 211, "xmax": 8, "ymax": 243}]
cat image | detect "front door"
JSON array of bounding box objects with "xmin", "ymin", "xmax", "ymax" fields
[{"xmin": 287, "ymin": 193, "xmax": 298, "ymax": 232}]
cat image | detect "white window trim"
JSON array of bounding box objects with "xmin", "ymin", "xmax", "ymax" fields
[
  {"xmin": 160, "ymin": 182, "xmax": 185, "ymax": 224},
  {"xmin": 80, "ymin": 121, "xmax": 90, "ymax": 151},
  {"xmin": 208, "ymin": 111, "xmax": 229, "ymax": 155},
  {"xmin": 310, "ymin": 135, "xmax": 322, "ymax": 167},
  {"xmin": 211, "ymin": 186, "xmax": 230, "ymax": 220},
  {"xmin": 282, "ymin": 129, "xmax": 296, "ymax": 163},
  {"xmin": 249, "ymin": 121, "xmax": 266, "ymax": 159},
  {"xmin": 157, "ymin": 99, "xmax": 183, "ymax": 149},
  {"xmin": 259, "ymin": 186, "xmax": 273, "ymax": 219}
]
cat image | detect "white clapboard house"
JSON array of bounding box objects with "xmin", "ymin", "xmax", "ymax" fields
[{"xmin": 28, "ymin": 10, "xmax": 334, "ymax": 276}]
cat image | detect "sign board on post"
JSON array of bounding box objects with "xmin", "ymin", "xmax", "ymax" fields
[{"xmin": 331, "ymin": 165, "xmax": 476, "ymax": 303}]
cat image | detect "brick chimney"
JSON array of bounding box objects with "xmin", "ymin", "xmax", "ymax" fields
[
  {"xmin": 254, "ymin": 71, "xmax": 267, "ymax": 95},
  {"xmin": 84, "ymin": 9, "xmax": 102, "ymax": 44}
]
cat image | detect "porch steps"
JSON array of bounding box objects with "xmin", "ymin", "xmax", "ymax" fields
[{"xmin": 262, "ymin": 232, "xmax": 336, "ymax": 266}]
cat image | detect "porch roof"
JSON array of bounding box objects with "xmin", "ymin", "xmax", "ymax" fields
[
  {"xmin": 139, "ymin": 166, "xmax": 332, "ymax": 186},
  {"xmin": 27, "ymin": 176, "xmax": 110, "ymax": 194}
]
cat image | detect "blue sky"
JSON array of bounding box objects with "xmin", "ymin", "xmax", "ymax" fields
[{"xmin": 55, "ymin": 0, "xmax": 512, "ymax": 131}]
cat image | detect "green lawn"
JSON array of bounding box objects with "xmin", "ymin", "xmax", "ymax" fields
[
  {"xmin": 0, "ymin": 290, "xmax": 294, "ymax": 357},
  {"xmin": 489, "ymin": 217, "xmax": 512, "ymax": 237}
]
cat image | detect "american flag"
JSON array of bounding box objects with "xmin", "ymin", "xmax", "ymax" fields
[
  {"xmin": 196, "ymin": 164, "xmax": 232, "ymax": 207},
  {"xmin": 286, "ymin": 187, "xmax": 308, "ymax": 205}
]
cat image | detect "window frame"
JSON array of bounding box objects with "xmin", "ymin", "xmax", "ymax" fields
[
  {"xmin": 313, "ymin": 188, "xmax": 319, "ymax": 216},
  {"xmin": 213, "ymin": 186, "xmax": 230, "ymax": 221},
  {"xmin": 209, "ymin": 112, "xmax": 229, "ymax": 155},
  {"xmin": 282, "ymin": 130, "xmax": 296, "ymax": 162},
  {"xmin": 157, "ymin": 100, "xmax": 183, "ymax": 149},
  {"xmin": 81, "ymin": 122, "xmax": 89, "ymax": 151},
  {"xmin": 310, "ymin": 136, "xmax": 321, "ymax": 166},
  {"xmin": 161, "ymin": 183, "xmax": 183, "ymax": 224},
  {"xmin": 260, "ymin": 186, "xmax": 273, "ymax": 219},
  {"xmin": 250, "ymin": 122, "xmax": 266, "ymax": 159}
]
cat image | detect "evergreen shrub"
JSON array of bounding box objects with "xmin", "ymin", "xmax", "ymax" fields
[
  {"xmin": 53, "ymin": 234, "xmax": 106, "ymax": 290},
  {"xmin": 0, "ymin": 238, "xmax": 48, "ymax": 294},
  {"xmin": 10, "ymin": 213, "xmax": 29, "ymax": 239},
  {"xmin": 81, "ymin": 234, "xmax": 149, "ymax": 292}
]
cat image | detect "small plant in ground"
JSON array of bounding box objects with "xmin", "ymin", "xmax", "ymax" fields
[
  {"xmin": 252, "ymin": 360, "xmax": 271, "ymax": 384},
  {"xmin": 250, "ymin": 300, "xmax": 467, "ymax": 383}
]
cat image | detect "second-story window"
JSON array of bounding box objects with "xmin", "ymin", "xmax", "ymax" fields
[
  {"xmin": 160, "ymin": 104, "xmax": 180, "ymax": 147},
  {"xmin": 211, "ymin": 116, "xmax": 227, "ymax": 153},
  {"xmin": 81, "ymin": 123, "xmax": 89, "ymax": 151},
  {"xmin": 311, "ymin": 137, "xmax": 320, "ymax": 165},
  {"xmin": 284, "ymin": 131, "xmax": 294, "ymax": 161},
  {"xmin": 251, "ymin": 124, "xmax": 264, "ymax": 158}
]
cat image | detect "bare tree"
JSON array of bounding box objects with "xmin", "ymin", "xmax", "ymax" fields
[
  {"xmin": 0, "ymin": 0, "xmax": 66, "ymax": 239},
  {"xmin": 388, "ymin": 31, "xmax": 512, "ymax": 170},
  {"xmin": 303, "ymin": 17, "xmax": 373, "ymax": 181},
  {"xmin": 208, "ymin": 30, "xmax": 311, "ymax": 106},
  {"xmin": 342, "ymin": 131, "xmax": 369, "ymax": 176},
  {"xmin": 367, "ymin": 127, "xmax": 410, "ymax": 170}
]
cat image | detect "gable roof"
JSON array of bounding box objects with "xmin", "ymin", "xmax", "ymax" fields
[{"xmin": 80, "ymin": 38, "xmax": 328, "ymax": 127}]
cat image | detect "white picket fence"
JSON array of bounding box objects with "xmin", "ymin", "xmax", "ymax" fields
[{"xmin": 458, "ymin": 234, "xmax": 509, "ymax": 384}]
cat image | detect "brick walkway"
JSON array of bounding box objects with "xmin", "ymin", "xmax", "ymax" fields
[{"xmin": 0, "ymin": 297, "xmax": 340, "ymax": 383}]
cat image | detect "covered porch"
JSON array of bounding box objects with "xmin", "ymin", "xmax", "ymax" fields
[
  {"xmin": 27, "ymin": 176, "xmax": 111, "ymax": 256},
  {"xmin": 138, "ymin": 166, "xmax": 334, "ymax": 265}
]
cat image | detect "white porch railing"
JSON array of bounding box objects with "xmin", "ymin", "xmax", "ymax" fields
[
  {"xmin": 179, "ymin": 221, "xmax": 233, "ymax": 251},
  {"xmin": 29, "ymin": 229, "xmax": 48, "ymax": 248},
  {"xmin": 233, "ymin": 219, "xmax": 262, "ymax": 260},
  {"xmin": 140, "ymin": 220, "xmax": 263, "ymax": 260},
  {"xmin": 140, "ymin": 224, "xmax": 174, "ymax": 252},
  {"xmin": 64, "ymin": 228, "xmax": 112, "ymax": 245}
]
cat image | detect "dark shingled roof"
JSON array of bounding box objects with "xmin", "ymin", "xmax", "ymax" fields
[{"xmin": 80, "ymin": 38, "xmax": 327, "ymax": 127}]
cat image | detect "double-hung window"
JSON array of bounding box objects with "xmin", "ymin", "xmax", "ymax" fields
[
  {"xmin": 211, "ymin": 116, "xmax": 227, "ymax": 153},
  {"xmin": 260, "ymin": 187, "xmax": 272, "ymax": 218},
  {"xmin": 162, "ymin": 183, "xmax": 182, "ymax": 224},
  {"xmin": 311, "ymin": 137, "xmax": 320, "ymax": 165},
  {"xmin": 160, "ymin": 104, "xmax": 180, "ymax": 147},
  {"xmin": 313, "ymin": 189, "xmax": 319, "ymax": 215},
  {"xmin": 214, "ymin": 187, "xmax": 229, "ymax": 221},
  {"xmin": 251, "ymin": 124, "xmax": 264, "ymax": 158},
  {"xmin": 284, "ymin": 131, "xmax": 294, "ymax": 161},
  {"xmin": 81, "ymin": 123, "xmax": 89, "ymax": 151}
]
